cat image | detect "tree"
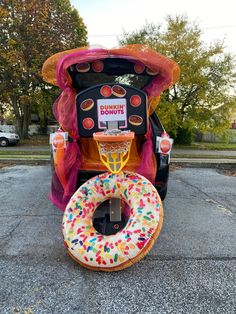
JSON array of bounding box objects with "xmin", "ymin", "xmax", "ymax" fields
[
  {"xmin": 0, "ymin": 0, "xmax": 87, "ymax": 138},
  {"xmin": 120, "ymin": 16, "xmax": 236, "ymax": 143}
]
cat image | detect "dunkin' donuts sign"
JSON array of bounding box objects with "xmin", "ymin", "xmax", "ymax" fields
[
  {"xmin": 76, "ymin": 83, "xmax": 147, "ymax": 136},
  {"xmin": 97, "ymin": 98, "xmax": 127, "ymax": 128}
]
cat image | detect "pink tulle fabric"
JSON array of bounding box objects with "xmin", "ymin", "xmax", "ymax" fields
[
  {"xmin": 50, "ymin": 48, "xmax": 165, "ymax": 210},
  {"xmin": 137, "ymin": 125, "xmax": 156, "ymax": 183},
  {"xmin": 50, "ymin": 84, "xmax": 82, "ymax": 210}
]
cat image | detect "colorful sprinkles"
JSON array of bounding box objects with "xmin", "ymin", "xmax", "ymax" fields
[{"xmin": 62, "ymin": 172, "xmax": 162, "ymax": 269}]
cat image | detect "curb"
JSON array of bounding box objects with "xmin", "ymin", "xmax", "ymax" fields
[
  {"xmin": 171, "ymin": 158, "xmax": 236, "ymax": 169},
  {"xmin": 172, "ymin": 158, "xmax": 236, "ymax": 164},
  {"xmin": 171, "ymin": 161, "xmax": 236, "ymax": 170},
  {"xmin": 0, "ymin": 159, "xmax": 50, "ymax": 165}
]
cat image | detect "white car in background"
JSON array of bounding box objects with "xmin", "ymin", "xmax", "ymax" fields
[{"xmin": 0, "ymin": 130, "xmax": 20, "ymax": 147}]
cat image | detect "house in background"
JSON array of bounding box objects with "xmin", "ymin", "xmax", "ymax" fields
[
  {"xmin": 0, "ymin": 114, "xmax": 58, "ymax": 135},
  {"xmin": 231, "ymin": 111, "xmax": 236, "ymax": 129}
]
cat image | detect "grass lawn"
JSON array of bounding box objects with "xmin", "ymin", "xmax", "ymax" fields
[
  {"xmin": 20, "ymin": 135, "xmax": 49, "ymax": 146},
  {"xmin": 171, "ymin": 154, "xmax": 236, "ymax": 159},
  {"xmin": 174, "ymin": 142, "xmax": 236, "ymax": 151},
  {"xmin": 0, "ymin": 150, "xmax": 49, "ymax": 155}
]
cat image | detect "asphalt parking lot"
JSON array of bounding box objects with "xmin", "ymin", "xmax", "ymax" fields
[{"xmin": 0, "ymin": 165, "xmax": 235, "ymax": 314}]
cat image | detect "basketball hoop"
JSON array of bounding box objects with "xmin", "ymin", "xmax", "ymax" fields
[{"xmin": 93, "ymin": 130, "xmax": 135, "ymax": 174}]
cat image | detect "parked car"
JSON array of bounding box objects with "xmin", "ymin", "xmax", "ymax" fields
[{"xmin": 0, "ymin": 130, "xmax": 20, "ymax": 147}]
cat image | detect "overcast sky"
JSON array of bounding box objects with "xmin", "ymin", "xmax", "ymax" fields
[{"xmin": 70, "ymin": 0, "xmax": 236, "ymax": 55}]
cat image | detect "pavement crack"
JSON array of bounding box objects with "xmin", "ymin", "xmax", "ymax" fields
[
  {"xmin": 205, "ymin": 199, "xmax": 234, "ymax": 216},
  {"xmin": 0, "ymin": 220, "xmax": 21, "ymax": 239},
  {"xmin": 146, "ymin": 255, "xmax": 236, "ymax": 261},
  {"xmin": 175, "ymin": 175, "xmax": 235, "ymax": 216},
  {"xmin": 0, "ymin": 214, "xmax": 62, "ymax": 218}
]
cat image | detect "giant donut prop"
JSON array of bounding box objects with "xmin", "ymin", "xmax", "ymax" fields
[{"xmin": 62, "ymin": 172, "xmax": 163, "ymax": 271}]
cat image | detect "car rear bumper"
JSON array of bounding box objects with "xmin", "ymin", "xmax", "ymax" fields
[{"xmin": 8, "ymin": 139, "xmax": 20, "ymax": 144}]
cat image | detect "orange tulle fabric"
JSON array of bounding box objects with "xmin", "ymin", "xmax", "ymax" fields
[{"xmin": 42, "ymin": 44, "xmax": 180, "ymax": 210}]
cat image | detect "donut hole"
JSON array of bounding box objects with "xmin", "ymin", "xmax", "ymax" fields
[{"xmin": 92, "ymin": 198, "xmax": 130, "ymax": 236}]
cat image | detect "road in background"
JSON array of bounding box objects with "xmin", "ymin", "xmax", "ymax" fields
[
  {"xmin": 0, "ymin": 166, "xmax": 235, "ymax": 313},
  {"xmin": 172, "ymin": 148, "xmax": 236, "ymax": 157},
  {"xmin": 0, "ymin": 145, "xmax": 50, "ymax": 152},
  {"xmin": 1, "ymin": 144, "xmax": 236, "ymax": 156}
]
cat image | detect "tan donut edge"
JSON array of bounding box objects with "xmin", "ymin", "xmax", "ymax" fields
[{"xmin": 65, "ymin": 200, "xmax": 163, "ymax": 272}]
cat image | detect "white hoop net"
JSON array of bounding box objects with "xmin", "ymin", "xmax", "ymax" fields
[{"xmin": 98, "ymin": 141, "xmax": 131, "ymax": 155}]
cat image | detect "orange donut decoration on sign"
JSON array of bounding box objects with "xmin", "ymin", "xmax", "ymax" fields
[
  {"xmin": 80, "ymin": 99, "xmax": 94, "ymax": 111},
  {"xmin": 134, "ymin": 63, "xmax": 145, "ymax": 74},
  {"xmin": 100, "ymin": 85, "xmax": 112, "ymax": 97},
  {"xmin": 129, "ymin": 115, "xmax": 143, "ymax": 126},
  {"xmin": 130, "ymin": 95, "xmax": 141, "ymax": 107},
  {"xmin": 82, "ymin": 118, "xmax": 94, "ymax": 130},
  {"xmin": 146, "ymin": 67, "xmax": 159, "ymax": 76},
  {"xmin": 76, "ymin": 62, "xmax": 90, "ymax": 72},
  {"xmin": 112, "ymin": 85, "xmax": 126, "ymax": 97},
  {"xmin": 92, "ymin": 60, "xmax": 104, "ymax": 72}
]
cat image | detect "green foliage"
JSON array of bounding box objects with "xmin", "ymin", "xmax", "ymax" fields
[
  {"xmin": 0, "ymin": 0, "xmax": 88, "ymax": 138},
  {"xmin": 31, "ymin": 86, "xmax": 59, "ymax": 133},
  {"xmin": 120, "ymin": 15, "xmax": 236, "ymax": 143},
  {"xmin": 172, "ymin": 128, "xmax": 193, "ymax": 145}
]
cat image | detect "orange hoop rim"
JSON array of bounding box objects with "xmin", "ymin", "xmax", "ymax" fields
[{"xmin": 93, "ymin": 131, "xmax": 135, "ymax": 142}]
